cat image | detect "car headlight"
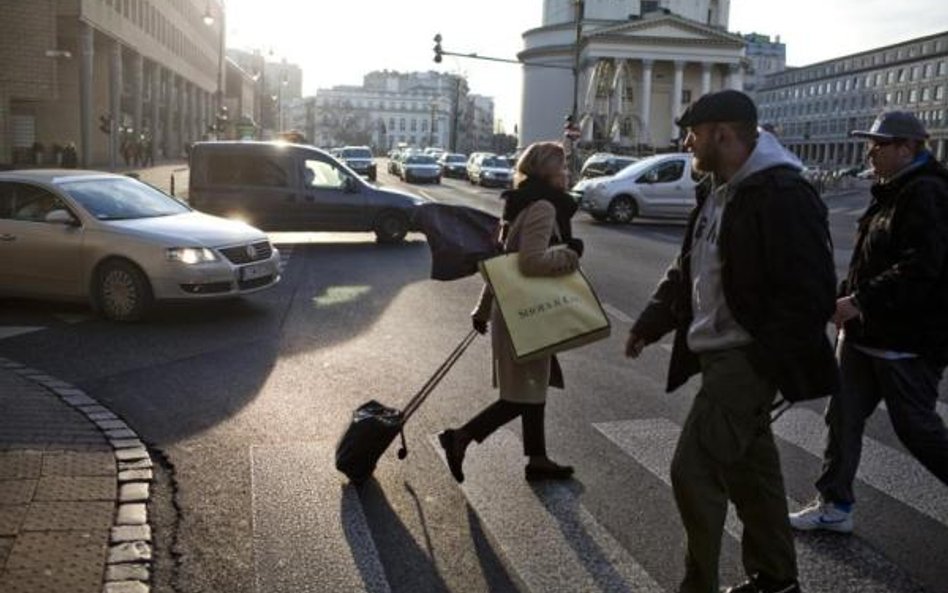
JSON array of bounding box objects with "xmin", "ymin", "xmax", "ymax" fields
[{"xmin": 167, "ymin": 247, "xmax": 218, "ymax": 264}]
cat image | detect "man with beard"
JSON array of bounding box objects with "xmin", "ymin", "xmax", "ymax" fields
[
  {"xmin": 625, "ymin": 90, "xmax": 838, "ymax": 593},
  {"xmin": 790, "ymin": 111, "xmax": 948, "ymax": 533}
]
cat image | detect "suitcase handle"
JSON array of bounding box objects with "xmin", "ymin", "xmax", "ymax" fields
[{"xmin": 401, "ymin": 329, "xmax": 479, "ymax": 422}]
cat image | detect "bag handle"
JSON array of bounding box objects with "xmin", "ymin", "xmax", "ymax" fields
[{"xmin": 401, "ymin": 329, "xmax": 479, "ymax": 422}]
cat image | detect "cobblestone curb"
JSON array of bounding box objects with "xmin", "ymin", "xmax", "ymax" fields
[{"xmin": 0, "ymin": 358, "xmax": 154, "ymax": 593}]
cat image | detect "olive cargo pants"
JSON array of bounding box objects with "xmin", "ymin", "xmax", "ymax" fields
[{"xmin": 671, "ymin": 348, "xmax": 797, "ymax": 593}]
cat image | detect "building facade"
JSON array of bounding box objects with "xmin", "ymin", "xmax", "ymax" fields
[
  {"xmin": 757, "ymin": 31, "xmax": 948, "ymax": 166},
  {"xmin": 0, "ymin": 0, "xmax": 224, "ymax": 167},
  {"xmin": 742, "ymin": 32, "xmax": 785, "ymax": 96},
  {"xmin": 470, "ymin": 95, "xmax": 496, "ymax": 152},
  {"xmin": 521, "ymin": 0, "xmax": 747, "ymax": 150},
  {"xmin": 304, "ymin": 71, "xmax": 479, "ymax": 153}
]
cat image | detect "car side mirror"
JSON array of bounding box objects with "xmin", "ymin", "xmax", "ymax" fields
[
  {"xmin": 45, "ymin": 209, "xmax": 79, "ymax": 226},
  {"xmin": 343, "ymin": 176, "xmax": 359, "ymax": 193}
]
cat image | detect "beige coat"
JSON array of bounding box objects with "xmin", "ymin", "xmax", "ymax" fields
[{"xmin": 472, "ymin": 200, "xmax": 580, "ymax": 404}]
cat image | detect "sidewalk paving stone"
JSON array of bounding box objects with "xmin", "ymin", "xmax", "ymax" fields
[
  {"xmin": 42, "ymin": 451, "xmax": 116, "ymax": 476},
  {"xmin": 22, "ymin": 501, "xmax": 114, "ymax": 531},
  {"xmin": 1, "ymin": 530, "xmax": 108, "ymax": 593},
  {"xmin": 0, "ymin": 480, "xmax": 37, "ymax": 504},
  {"xmin": 34, "ymin": 476, "xmax": 115, "ymax": 501}
]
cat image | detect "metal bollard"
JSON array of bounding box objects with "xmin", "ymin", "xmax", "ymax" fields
[{"xmin": 170, "ymin": 173, "xmax": 175, "ymax": 196}]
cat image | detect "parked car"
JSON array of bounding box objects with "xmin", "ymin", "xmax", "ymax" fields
[
  {"xmin": 437, "ymin": 153, "xmax": 468, "ymax": 179},
  {"xmin": 465, "ymin": 152, "xmax": 494, "ymax": 184},
  {"xmin": 399, "ymin": 154, "xmax": 442, "ymax": 184},
  {"xmin": 188, "ymin": 141, "xmax": 426, "ymax": 243},
  {"xmin": 0, "ymin": 170, "xmax": 281, "ymax": 321},
  {"xmin": 338, "ymin": 146, "xmax": 377, "ymax": 182},
  {"xmin": 469, "ymin": 155, "xmax": 514, "ymax": 188},
  {"xmin": 580, "ymin": 153, "xmax": 638, "ymax": 179},
  {"xmin": 579, "ymin": 153, "xmax": 697, "ymax": 223},
  {"xmin": 387, "ymin": 150, "xmax": 404, "ymax": 175}
]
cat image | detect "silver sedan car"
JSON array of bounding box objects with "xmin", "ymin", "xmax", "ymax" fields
[{"xmin": 0, "ymin": 170, "xmax": 281, "ymax": 321}]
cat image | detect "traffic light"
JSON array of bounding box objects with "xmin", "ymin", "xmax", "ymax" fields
[
  {"xmin": 214, "ymin": 105, "xmax": 229, "ymax": 132},
  {"xmin": 98, "ymin": 114, "xmax": 112, "ymax": 135},
  {"xmin": 433, "ymin": 33, "xmax": 443, "ymax": 64}
]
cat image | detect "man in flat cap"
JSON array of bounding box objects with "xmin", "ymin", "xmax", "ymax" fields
[
  {"xmin": 791, "ymin": 111, "xmax": 948, "ymax": 533},
  {"xmin": 626, "ymin": 90, "xmax": 839, "ymax": 593}
]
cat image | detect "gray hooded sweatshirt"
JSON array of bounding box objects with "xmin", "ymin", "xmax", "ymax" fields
[{"xmin": 687, "ymin": 130, "xmax": 805, "ymax": 353}]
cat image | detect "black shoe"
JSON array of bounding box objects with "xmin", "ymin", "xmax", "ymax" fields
[
  {"xmin": 721, "ymin": 574, "xmax": 801, "ymax": 593},
  {"xmin": 525, "ymin": 460, "xmax": 574, "ymax": 481},
  {"xmin": 438, "ymin": 429, "xmax": 467, "ymax": 483}
]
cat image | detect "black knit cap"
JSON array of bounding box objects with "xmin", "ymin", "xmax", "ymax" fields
[{"xmin": 675, "ymin": 89, "xmax": 758, "ymax": 128}]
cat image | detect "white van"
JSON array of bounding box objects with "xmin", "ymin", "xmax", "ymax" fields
[{"xmin": 578, "ymin": 153, "xmax": 698, "ymax": 223}]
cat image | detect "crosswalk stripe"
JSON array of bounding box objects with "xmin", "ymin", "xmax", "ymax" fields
[
  {"xmin": 602, "ymin": 302, "xmax": 634, "ymax": 324},
  {"xmin": 594, "ymin": 418, "xmax": 927, "ymax": 593},
  {"xmin": 250, "ymin": 443, "xmax": 391, "ymax": 593},
  {"xmin": 430, "ymin": 430, "xmax": 666, "ymax": 593},
  {"xmin": 772, "ymin": 408, "xmax": 948, "ymax": 526}
]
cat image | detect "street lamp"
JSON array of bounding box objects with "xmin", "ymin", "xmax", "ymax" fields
[{"xmin": 203, "ymin": 2, "xmax": 226, "ymax": 137}]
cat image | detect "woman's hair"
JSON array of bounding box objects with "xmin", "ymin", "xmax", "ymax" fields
[{"xmin": 514, "ymin": 141, "xmax": 565, "ymax": 187}]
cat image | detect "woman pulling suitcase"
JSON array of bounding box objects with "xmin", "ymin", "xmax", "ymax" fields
[{"xmin": 438, "ymin": 141, "xmax": 586, "ymax": 483}]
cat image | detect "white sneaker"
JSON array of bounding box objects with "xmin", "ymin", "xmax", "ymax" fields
[{"xmin": 789, "ymin": 501, "xmax": 853, "ymax": 533}]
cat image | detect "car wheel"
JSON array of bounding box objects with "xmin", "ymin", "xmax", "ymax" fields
[
  {"xmin": 369, "ymin": 172, "xmax": 377, "ymax": 182},
  {"xmin": 374, "ymin": 211, "xmax": 409, "ymax": 243},
  {"xmin": 93, "ymin": 259, "xmax": 153, "ymax": 322},
  {"xmin": 435, "ymin": 176, "xmax": 441, "ymax": 184},
  {"xmin": 608, "ymin": 195, "xmax": 637, "ymax": 224}
]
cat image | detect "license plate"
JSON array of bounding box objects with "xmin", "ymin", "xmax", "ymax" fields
[{"xmin": 240, "ymin": 263, "xmax": 270, "ymax": 281}]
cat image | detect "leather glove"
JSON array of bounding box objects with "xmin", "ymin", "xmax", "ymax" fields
[
  {"xmin": 472, "ymin": 318, "xmax": 488, "ymax": 335},
  {"xmin": 566, "ymin": 238, "xmax": 584, "ymax": 258}
]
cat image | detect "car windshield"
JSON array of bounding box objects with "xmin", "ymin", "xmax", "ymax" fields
[
  {"xmin": 407, "ymin": 155, "xmax": 436, "ymax": 164},
  {"xmin": 59, "ymin": 177, "xmax": 190, "ymax": 220},
  {"xmin": 482, "ymin": 157, "xmax": 508, "ymax": 168},
  {"xmin": 341, "ymin": 148, "xmax": 372, "ymax": 158},
  {"xmin": 445, "ymin": 155, "xmax": 466, "ymax": 163}
]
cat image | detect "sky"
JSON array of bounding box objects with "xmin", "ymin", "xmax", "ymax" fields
[{"xmin": 225, "ymin": 0, "xmax": 948, "ymax": 134}]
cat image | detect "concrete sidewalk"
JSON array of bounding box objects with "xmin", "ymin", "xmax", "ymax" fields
[{"xmin": 0, "ymin": 359, "xmax": 154, "ymax": 593}]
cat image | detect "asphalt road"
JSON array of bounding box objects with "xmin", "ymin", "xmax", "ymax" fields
[{"xmin": 1, "ymin": 165, "xmax": 945, "ymax": 593}]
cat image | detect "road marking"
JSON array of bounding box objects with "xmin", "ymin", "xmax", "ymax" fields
[
  {"xmin": 431, "ymin": 430, "xmax": 666, "ymax": 593},
  {"xmin": 602, "ymin": 302, "xmax": 634, "ymax": 324},
  {"xmin": 0, "ymin": 326, "xmax": 45, "ymax": 340},
  {"xmin": 417, "ymin": 189, "xmax": 439, "ymax": 202},
  {"xmin": 594, "ymin": 418, "xmax": 927, "ymax": 593},
  {"xmin": 250, "ymin": 443, "xmax": 391, "ymax": 593},
  {"xmin": 773, "ymin": 408, "xmax": 948, "ymax": 527}
]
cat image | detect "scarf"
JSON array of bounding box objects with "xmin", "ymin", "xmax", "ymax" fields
[{"xmin": 500, "ymin": 177, "xmax": 577, "ymax": 242}]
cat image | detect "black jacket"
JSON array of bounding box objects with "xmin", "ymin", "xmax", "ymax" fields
[
  {"xmin": 632, "ymin": 165, "xmax": 840, "ymax": 402},
  {"xmin": 843, "ymin": 156, "xmax": 948, "ymax": 364}
]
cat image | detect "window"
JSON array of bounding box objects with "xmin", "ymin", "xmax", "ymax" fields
[
  {"xmin": 937, "ymin": 86, "xmax": 945, "ymax": 101},
  {"xmin": 939, "ymin": 62, "xmax": 947, "ymax": 76},
  {"xmin": 682, "ymin": 90, "xmax": 692, "ymax": 104},
  {"xmin": 887, "ymin": 71, "xmax": 895, "ymax": 84},
  {"xmin": 909, "ymin": 89, "xmax": 918, "ymax": 103},
  {"xmin": 0, "ymin": 183, "xmax": 70, "ymax": 222},
  {"xmin": 922, "ymin": 87, "xmax": 931, "ymax": 101},
  {"xmin": 410, "ymin": 119, "xmax": 417, "ymax": 132},
  {"xmin": 924, "ymin": 63, "xmax": 933, "ymax": 78},
  {"xmin": 912, "ymin": 66, "xmax": 921, "ymax": 81},
  {"xmin": 304, "ymin": 159, "xmax": 347, "ymax": 189},
  {"xmin": 399, "ymin": 118, "xmax": 405, "ymax": 131},
  {"xmin": 898, "ymin": 69, "xmax": 907, "ymax": 83},
  {"xmin": 896, "ymin": 90, "xmax": 904, "ymax": 103},
  {"xmin": 638, "ymin": 160, "xmax": 684, "ymax": 184},
  {"xmin": 206, "ymin": 153, "xmax": 290, "ymax": 187}
]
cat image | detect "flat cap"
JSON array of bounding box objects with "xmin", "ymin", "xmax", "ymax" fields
[
  {"xmin": 675, "ymin": 90, "xmax": 758, "ymax": 128},
  {"xmin": 851, "ymin": 111, "xmax": 929, "ymax": 141}
]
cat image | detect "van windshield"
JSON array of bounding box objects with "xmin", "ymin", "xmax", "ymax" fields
[{"xmin": 341, "ymin": 148, "xmax": 372, "ymax": 159}]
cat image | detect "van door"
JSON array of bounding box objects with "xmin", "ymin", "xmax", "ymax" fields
[
  {"xmin": 635, "ymin": 158, "xmax": 693, "ymax": 217},
  {"xmin": 199, "ymin": 149, "xmax": 297, "ymax": 230},
  {"xmin": 301, "ymin": 154, "xmax": 367, "ymax": 231}
]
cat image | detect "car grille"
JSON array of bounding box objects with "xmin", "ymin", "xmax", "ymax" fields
[
  {"xmin": 180, "ymin": 281, "xmax": 233, "ymax": 294},
  {"xmin": 218, "ymin": 241, "xmax": 272, "ymax": 265},
  {"xmin": 238, "ymin": 275, "xmax": 276, "ymax": 290}
]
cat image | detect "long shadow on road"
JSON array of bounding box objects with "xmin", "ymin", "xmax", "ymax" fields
[{"xmin": 0, "ymin": 239, "xmax": 430, "ymax": 445}]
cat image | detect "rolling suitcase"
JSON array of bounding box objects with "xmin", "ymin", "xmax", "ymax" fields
[{"xmin": 335, "ymin": 329, "xmax": 478, "ymax": 484}]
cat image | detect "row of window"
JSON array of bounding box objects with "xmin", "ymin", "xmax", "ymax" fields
[
  {"xmin": 318, "ymin": 98, "xmax": 463, "ymax": 113},
  {"xmin": 772, "ymin": 109, "xmax": 948, "ymax": 138},
  {"xmin": 768, "ymin": 36, "xmax": 947, "ymax": 87},
  {"xmin": 762, "ymin": 61, "xmax": 948, "ymax": 101},
  {"xmin": 761, "ymin": 85, "xmax": 947, "ymax": 119},
  {"xmin": 100, "ymin": 0, "xmax": 215, "ymax": 81}
]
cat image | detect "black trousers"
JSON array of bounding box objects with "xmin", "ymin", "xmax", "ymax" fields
[
  {"xmin": 461, "ymin": 400, "xmax": 546, "ymax": 456},
  {"xmin": 817, "ymin": 341, "xmax": 948, "ymax": 504}
]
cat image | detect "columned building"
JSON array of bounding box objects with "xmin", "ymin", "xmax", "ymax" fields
[
  {"xmin": 0, "ymin": 0, "xmax": 223, "ymax": 168},
  {"xmin": 520, "ymin": 0, "xmax": 747, "ymax": 150},
  {"xmin": 757, "ymin": 30, "xmax": 948, "ymax": 166}
]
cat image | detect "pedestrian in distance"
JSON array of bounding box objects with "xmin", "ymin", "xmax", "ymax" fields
[
  {"xmin": 625, "ymin": 90, "xmax": 839, "ymax": 593},
  {"xmin": 438, "ymin": 141, "xmax": 586, "ymax": 484},
  {"xmin": 790, "ymin": 111, "xmax": 948, "ymax": 534}
]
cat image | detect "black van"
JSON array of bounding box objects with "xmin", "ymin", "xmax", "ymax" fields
[{"xmin": 188, "ymin": 142, "xmax": 425, "ymax": 243}]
